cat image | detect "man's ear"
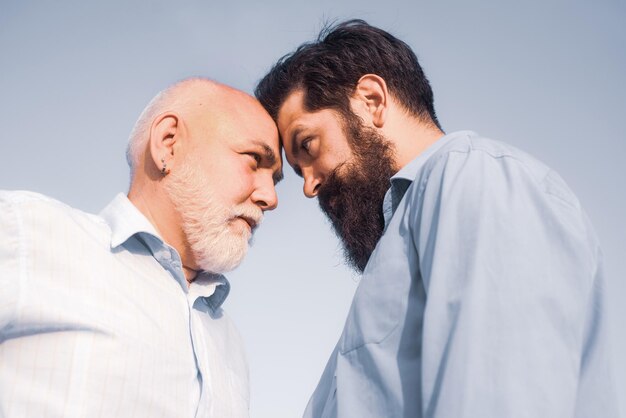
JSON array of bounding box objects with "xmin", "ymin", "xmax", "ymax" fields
[
  {"xmin": 148, "ymin": 112, "xmax": 181, "ymax": 176},
  {"xmin": 350, "ymin": 74, "xmax": 389, "ymax": 128}
]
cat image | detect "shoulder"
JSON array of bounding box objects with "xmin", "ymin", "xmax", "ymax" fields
[
  {"xmin": 2, "ymin": 190, "xmax": 78, "ymax": 212},
  {"xmin": 0, "ymin": 190, "xmax": 109, "ymax": 242},
  {"xmin": 1, "ymin": 190, "xmax": 104, "ymax": 221},
  {"xmin": 413, "ymin": 132, "xmax": 580, "ymax": 209},
  {"xmin": 0, "ymin": 190, "xmax": 58, "ymax": 207},
  {"xmin": 420, "ymin": 132, "xmax": 550, "ymax": 183}
]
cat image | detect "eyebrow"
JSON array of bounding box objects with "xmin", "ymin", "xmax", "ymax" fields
[{"xmin": 253, "ymin": 140, "xmax": 284, "ymax": 184}]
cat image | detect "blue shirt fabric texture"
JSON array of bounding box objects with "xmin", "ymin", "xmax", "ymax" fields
[
  {"xmin": 0, "ymin": 192, "xmax": 249, "ymax": 418},
  {"xmin": 303, "ymin": 131, "xmax": 619, "ymax": 418}
]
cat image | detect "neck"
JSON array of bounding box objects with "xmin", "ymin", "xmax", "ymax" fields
[
  {"xmin": 127, "ymin": 179, "xmax": 200, "ymax": 277},
  {"xmin": 182, "ymin": 264, "xmax": 200, "ymax": 285},
  {"xmin": 384, "ymin": 114, "xmax": 445, "ymax": 171}
]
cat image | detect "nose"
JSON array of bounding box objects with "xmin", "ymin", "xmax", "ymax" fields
[
  {"xmin": 302, "ymin": 168, "xmax": 322, "ymax": 198},
  {"xmin": 252, "ymin": 178, "xmax": 278, "ymax": 212}
]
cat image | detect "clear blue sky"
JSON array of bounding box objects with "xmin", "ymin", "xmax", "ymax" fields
[{"xmin": 2, "ymin": 1, "xmax": 625, "ymax": 417}]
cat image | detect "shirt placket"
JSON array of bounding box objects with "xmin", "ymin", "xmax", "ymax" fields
[
  {"xmin": 187, "ymin": 297, "xmax": 211, "ymax": 418},
  {"xmin": 154, "ymin": 245, "xmax": 206, "ymax": 417}
]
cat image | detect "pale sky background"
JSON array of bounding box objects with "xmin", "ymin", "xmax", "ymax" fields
[{"xmin": 1, "ymin": 1, "xmax": 624, "ymax": 417}]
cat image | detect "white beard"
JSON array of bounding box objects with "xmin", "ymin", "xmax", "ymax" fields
[{"xmin": 163, "ymin": 158, "xmax": 262, "ymax": 274}]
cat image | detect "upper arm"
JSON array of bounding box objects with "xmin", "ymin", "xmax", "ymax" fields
[
  {"xmin": 411, "ymin": 150, "xmax": 594, "ymax": 417},
  {"xmin": 413, "ymin": 149, "xmax": 593, "ymax": 295},
  {"xmin": 0, "ymin": 194, "xmax": 23, "ymax": 331}
]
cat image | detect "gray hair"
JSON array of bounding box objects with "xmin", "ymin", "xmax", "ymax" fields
[{"xmin": 125, "ymin": 77, "xmax": 216, "ymax": 176}]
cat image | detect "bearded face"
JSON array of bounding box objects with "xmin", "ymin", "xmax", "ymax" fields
[
  {"xmin": 163, "ymin": 155, "xmax": 263, "ymax": 274},
  {"xmin": 317, "ymin": 112, "xmax": 397, "ymax": 273}
]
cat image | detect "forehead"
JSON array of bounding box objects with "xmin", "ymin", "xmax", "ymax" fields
[
  {"xmin": 277, "ymin": 91, "xmax": 343, "ymax": 143},
  {"xmin": 277, "ymin": 90, "xmax": 307, "ymax": 129},
  {"xmin": 214, "ymin": 96, "xmax": 280, "ymax": 151},
  {"xmin": 276, "ymin": 90, "xmax": 326, "ymax": 134}
]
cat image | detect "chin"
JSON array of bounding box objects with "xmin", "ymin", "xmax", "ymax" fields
[
  {"xmin": 193, "ymin": 235, "xmax": 250, "ymax": 274},
  {"xmin": 231, "ymin": 218, "xmax": 253, "ymax": 240}
]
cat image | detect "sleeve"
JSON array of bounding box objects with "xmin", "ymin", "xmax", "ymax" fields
[
  {"xmin": 412, "ymin": 151, "xmax": 596, "ymax": 418},
  {"xmin": 572, "ymin": 230, "xmax": 620, "ymax": 417},
  {"xmin": 0, "ymin": 193, "xmax": 22, "ymax": 331}
]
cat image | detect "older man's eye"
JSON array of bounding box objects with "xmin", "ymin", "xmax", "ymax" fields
[{"xmin": 246, "ymin": 153, "xmax": 261, "ymax": 167}]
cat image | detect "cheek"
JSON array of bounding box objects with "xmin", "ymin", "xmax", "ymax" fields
[
  {"xmin": 223, "ymin": 161, "xmax": 256, "ymax": 202},
  {"xmin": 318, "ymin": 150, "xmax": 352, "ymax": 175},
  {"xmin": 321, "ymin": 136, "xmax": 353, "ymax": 165}
]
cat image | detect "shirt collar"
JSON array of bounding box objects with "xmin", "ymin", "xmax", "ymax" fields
[
  {"xmin": 99, "ymin": 193, "xmax": 231, "ymax": 311},
  {"xmin": 391, "ymin": 130, "xmax": 475, "ymax": 184},
  {"xmin": 99, "ymin": 193, "xmax": 164, "ymax": 250},
  {"xmin": 383, "ymin": 131, "xmax": 476, "ymax": 227},
  {"xmin": 190, "ymin": 273, "xmax": 231, "ymax": 311}
]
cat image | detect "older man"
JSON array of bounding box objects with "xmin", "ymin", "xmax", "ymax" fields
[
  {"xmin": 0, "ymin": 78, "xmax": 282, "ymax": 417},
  {"xmin": 256, "ymin": 20, "xmax": 618, "ymax": 418}
]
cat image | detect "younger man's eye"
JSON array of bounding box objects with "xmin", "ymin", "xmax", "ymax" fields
[{"xmin": 301, "ymin": 137, "xmax": 313, "ymax": 153}]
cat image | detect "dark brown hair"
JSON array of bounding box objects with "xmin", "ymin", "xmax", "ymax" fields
[{"xmin": 255, "ymin": 19, "xmax": 441, "ymax": 129}]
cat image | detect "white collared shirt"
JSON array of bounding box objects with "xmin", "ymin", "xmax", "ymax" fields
[{"xmin": 0, "ymin": 191, "xmax": 249, "ymax": 418}]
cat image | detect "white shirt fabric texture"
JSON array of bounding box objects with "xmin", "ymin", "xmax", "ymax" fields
[{"xmin": 0, "ymin": 191, "xmax": 249, "ymax": 418}]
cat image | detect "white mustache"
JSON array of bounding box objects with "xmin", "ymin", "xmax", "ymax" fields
[{"xmin": 232, "ymin": 206, "xmax": 263, "ymax": 228}]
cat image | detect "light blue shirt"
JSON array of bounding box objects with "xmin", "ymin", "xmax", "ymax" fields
[
  {"xmin": 0, "ymin": 192, "xmax": 249, "ymax": 418},
  {"xmin": 304, "ymin": 131, "xmax": 619, "ymax": 418}
]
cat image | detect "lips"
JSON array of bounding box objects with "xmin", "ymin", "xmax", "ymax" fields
[{"xmin": 237, "ymin": 216, "xmax": 258, "ymax": 231}]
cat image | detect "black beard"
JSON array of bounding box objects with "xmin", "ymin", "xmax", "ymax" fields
[{"xmin": 317, "ymin": 113, "xmax": 397, "ymax": 273}]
